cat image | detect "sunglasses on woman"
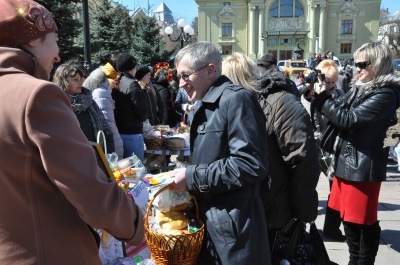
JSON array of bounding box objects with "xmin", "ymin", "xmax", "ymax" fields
[{"xmin": 355, "ymin": 61, "xmax": 371, "ymax": 69}]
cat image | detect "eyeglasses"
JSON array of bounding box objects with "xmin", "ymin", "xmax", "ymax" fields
[
  {"xmin": 178, "ymin": 64, "xmax": 209, "ymax": 81},
  {"xmin": 355, "ymin": 61, "xmax": 371, "ymax": 69}
]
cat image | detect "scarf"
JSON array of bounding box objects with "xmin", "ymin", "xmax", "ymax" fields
[{"xmin": 67, "ymin": 88, "xmax": 113, "ymax": 141}]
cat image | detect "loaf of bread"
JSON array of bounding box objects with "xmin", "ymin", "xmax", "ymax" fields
[{"xmin": 156, "ymin": 211, "xmax": 188, "ymax": 230}]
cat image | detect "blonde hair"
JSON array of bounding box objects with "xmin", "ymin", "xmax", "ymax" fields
[
  {"xmin": 353, "ymin": 41, "xmax": 394, "ymax": 78},
  {"xmin": 222, "ymin": 52, "xmax": 259, "ymax": 92},
  {"xmin": 315, "ymin": 59, "xmax": 338, "ymax": 81}
]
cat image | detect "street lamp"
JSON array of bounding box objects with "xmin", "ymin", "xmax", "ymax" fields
[
  {"xmin": 315, "ymin": 34, "xmax": 319, "ymax": 54},
  {"xmin": 163, "ymin": 19, "xmax": 194, "ymax": 49},
  {"xmin": 82, "ymin": 0, "xmax": 91, "ymax": 71}
]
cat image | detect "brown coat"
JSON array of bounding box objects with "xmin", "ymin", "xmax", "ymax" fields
[{"xmin": 0, "ymin": 47, "xmax": 144, "ymax": 264}]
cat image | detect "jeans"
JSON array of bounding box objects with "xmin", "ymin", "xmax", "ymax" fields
[{"xmin": 120, "ymin": 134, "xmax": 144, "ymax": 161}]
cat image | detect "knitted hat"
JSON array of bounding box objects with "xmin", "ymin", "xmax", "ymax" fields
[
  {"xmin": 115, "ymin": 53, "xmax": 137, "ymax": 73},
  {"xmin": 0, "ymin": 0, "xmax": 58, "ymax": 47},
  {"xmin": 135, "ymin": 65, "xmax": 150, "ymax": 81},
  {"xmin": 258, "ymin": 53, "xmax": 277, "ymax": 67}
]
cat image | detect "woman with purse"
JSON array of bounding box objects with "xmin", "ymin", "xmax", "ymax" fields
[{"xmin": 312, "ymin": 42, "xmax": 400, "ymax": 265}]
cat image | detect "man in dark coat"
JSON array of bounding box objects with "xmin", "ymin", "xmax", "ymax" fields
[
  {"xmin": 258, "ymin": 69, "xmax": 320, "ymax": 250},
  {"xmin": 169, "ymin": 42, "xmax": 270, "ymax": 265}
]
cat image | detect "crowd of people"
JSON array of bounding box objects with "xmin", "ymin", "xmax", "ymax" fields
[{"xmin": 1, "ymin": 1, "xmax": 400, "ymax": 265}]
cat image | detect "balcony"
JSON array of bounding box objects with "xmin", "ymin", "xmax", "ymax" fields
[{"xmin": 219, "ymin": 36, "xmax": 236, "ymax": 43}]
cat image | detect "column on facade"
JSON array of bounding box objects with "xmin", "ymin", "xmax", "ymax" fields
[
  {"xmin": 309, "ymin": 4, "xmax": 316, "ymax": 54},
  {"xmin": 258, "ymin": 6, "xmax": 265, "ymax": 58},
  {"xmin": 248, "ymin": 5, "xmax": 256, "ymax": 58},
  {"xmin": 318, "ymin": 3, "xmax": 327, "ymax": 53}
]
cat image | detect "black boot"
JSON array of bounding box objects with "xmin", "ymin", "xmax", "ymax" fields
[
  {"xmin": 359, "ymin": 221, "xmax": 381, "ymax": 265},
  {"xmin": 343, "ymin": 221, "xmax": 361, "ymax": 265},
  {"xmin": 323, "ymin": 196, "xmax": 345, "ymax": 241}
]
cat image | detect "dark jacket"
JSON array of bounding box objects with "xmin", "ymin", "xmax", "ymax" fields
[
  {"xmin": 185, "ymin": 76, "xmax": 270, "ymax": 265},
  {"xmin": 112, "ymin": 73, "xmax": 149, "ymax": 134},
  {"xmin": 143, "ymin": 83, "xmax": 162, "ymax": 126},
  {"xmin": 312, "ymin": 77, "xmax": 400, "ymax": 182},
  {"xmin": 174, "ymin": 88, "xmax": 191, "ymax": 125},
  {"xmin": 258, "ymin": 69, "xmax": 320, "ymax": 229},
  {"xmin": 153, "ymin": 82, "xmax": 180, "ymax": 127}
]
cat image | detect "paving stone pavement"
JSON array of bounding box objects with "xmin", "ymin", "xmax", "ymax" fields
[{"xmin": 315, "ymin": 161, "xmax": 400, "ymax": 264}]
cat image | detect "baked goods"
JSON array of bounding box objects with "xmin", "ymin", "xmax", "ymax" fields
[{"xmin": 156, "ymin": 211, "xmax": 188, "ymax": 231}]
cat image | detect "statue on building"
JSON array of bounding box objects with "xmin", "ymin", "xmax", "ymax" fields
[{"xmin": 293, "ymin": 41, "xmax": 304, "ymax": 59}]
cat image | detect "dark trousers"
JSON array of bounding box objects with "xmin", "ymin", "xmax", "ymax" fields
[
  {"xmin": 343, "ymin": 221, "xmax": 381, "ymax": 265},
  {"xmin": 268, "ymin": 228, "xmax": 279, "ymax": 252},
  {"xmin": 323, "ymin": 180, "xmax": 343, "ymax": 237}
]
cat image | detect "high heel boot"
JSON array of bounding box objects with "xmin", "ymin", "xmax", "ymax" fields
[
  {"xmin": 343, "ymin": 221, "xmax": 361, "ymax": 265},
  {"xmin": 359, "ymin": 221, "xmax": 381, "ymax": 265}
]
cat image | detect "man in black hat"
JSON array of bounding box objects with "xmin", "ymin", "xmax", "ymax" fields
[{"xmin": 257, "ymin": 53, "xmax": 300, "ymax": 98}]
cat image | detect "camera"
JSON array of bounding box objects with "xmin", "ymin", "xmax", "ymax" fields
[{"xmin": 305, "ymin": 69, "xmax": 325, "ymax": 83}]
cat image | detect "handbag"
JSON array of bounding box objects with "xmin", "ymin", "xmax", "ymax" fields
[
  {"xmin": 316, "ymin": 122, "xmax": 339, "ymax": 153},
  {"xmin": 271, "ymin": 218, "xmax": 338, "ymax": 265}
]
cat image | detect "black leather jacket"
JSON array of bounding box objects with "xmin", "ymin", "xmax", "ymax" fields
[{"xmin": 313, "ymin": 78, "xmax": 400, "ymax": 182}]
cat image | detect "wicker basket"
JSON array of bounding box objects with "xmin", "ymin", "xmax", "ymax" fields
[
  {"xmin": 145, "ymin": 137, "xmax": 164, "ymax": 150},
  {"xmin": 164, "ymin": 137, "xmax": 186, "ymax": 149},
  {"xmin": 144, "ymin": 186, "xmax": 204, "ymax": 265}
]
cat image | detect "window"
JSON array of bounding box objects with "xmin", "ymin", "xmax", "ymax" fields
[
  {"xmin": 269, "ymin": 0, "xmax": 304, "ymax": 18},
  {"xmin": 295, "ymin": 38, "xmax": 304, "ymax": 45},
  {"xmin": 340, "ymin": 43, "xmax": 352, "ymax": 53},
  {"xmin": 280, "ymin": 38, "xmax": 292, "ymax": 45},
  {"xmin": 341, "ymin": 20, "xmax": 353, "ymax": 35},
  {"xmin": 222, "ymin": 46, "xmax": 232, "ymax": 55},
  {"xmin": 222, "ymin": 23, "xmax": 233, "ymax": 37},
  {"xmin": 281, "ymin": 0, "xmax": 293, "ymax": 17},
  {"xmin": 269, "ymin": 38, "xmax": 278, "ymax": 45},
  {"xmin": 280, "ymin": 50, "xmax": 292, "ymax": 60}
]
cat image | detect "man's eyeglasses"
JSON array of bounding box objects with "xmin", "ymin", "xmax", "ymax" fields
[
  {"xmin": 178, "ymin": 64, "xmax": 209, "ymax": 81},
  {"xmin": 355, "ymin": 61, "xmax": 371, "ymax": 69}
]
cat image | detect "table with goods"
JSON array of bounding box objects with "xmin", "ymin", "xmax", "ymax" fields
[{"xmin": 143, "ymin": 125, "xmax": 190, "ymax": 172}]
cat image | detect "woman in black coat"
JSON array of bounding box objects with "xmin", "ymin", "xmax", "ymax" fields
[{"xmin": 152, "ymin": 69, "xmax": 180, "ymax": 127}]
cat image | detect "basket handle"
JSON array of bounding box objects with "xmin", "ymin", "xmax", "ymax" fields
[
  {"xmin": 144, "ymin": 185, "xmax": 200, "ymax": 227},
  {"xmin": 96, "ymin": 130, "xmax": 107, "ymax": 155}
]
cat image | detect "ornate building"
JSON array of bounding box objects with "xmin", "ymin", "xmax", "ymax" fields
[
  {"xmin": 195, "ymin": 0, "xmax": 381, "ymax": 61},
  {"xmin": 378, "ymin": 9, "xmax": 400, "ymax": 58}
]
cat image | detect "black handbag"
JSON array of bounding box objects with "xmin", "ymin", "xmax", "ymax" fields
[
  {"xmin": 271, "ymin": 218, "xmax": 338, "ymax": 265},
  {"xmin": 317, "ymin": 122, "xmax": 339, "ymax": 154}
]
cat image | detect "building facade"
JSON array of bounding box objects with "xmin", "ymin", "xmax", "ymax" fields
[
  {"xmin": 195, "ymin": 0, "xmax": 381, "ymax": 62},
  {"xmin": 378, "ymin": 10, "xmax": 400, "ymax": 58}
]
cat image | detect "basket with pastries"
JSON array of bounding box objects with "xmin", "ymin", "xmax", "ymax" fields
[{"xmin": 145, "ymin": 186, "xmax": 204, "ymax": 265}]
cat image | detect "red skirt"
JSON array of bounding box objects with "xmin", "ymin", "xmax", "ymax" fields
[{"xmin": 328, "ymin": 176, "xmax": 381, "ymax": 225}]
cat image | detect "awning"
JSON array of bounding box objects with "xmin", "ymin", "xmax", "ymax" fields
[{"xmin": 265, "ymin": 30, "xmax": 310, "ymax": 37}]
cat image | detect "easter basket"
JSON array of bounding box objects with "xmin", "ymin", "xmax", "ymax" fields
[
  {"xmin": 144, "ymin": 137, "xmax": 164, "ymax": 150},
  {"xmin": 144, "ymin": 185, "xmax": 204, "ymax": 265}
]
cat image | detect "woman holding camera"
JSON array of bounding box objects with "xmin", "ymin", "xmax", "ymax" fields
[
  {"xmin": 312, "ymin": 42, "xmax": 400, "ymax": 264},
  {"xmin": 301, "ymin": 60, "xmax": 346, "ymax": 242}
]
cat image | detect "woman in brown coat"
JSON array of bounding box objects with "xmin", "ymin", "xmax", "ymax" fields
[{"xmin": 0, "ymin": 1, "xmax": 144, "ymax": 264}]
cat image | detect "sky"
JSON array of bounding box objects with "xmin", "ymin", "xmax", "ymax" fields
[
  {"xmin": 380, "ymin": 0, "xmax": 400, "ymax": 13},
  {"xmin": 119, "ymin": 0, "xmax": 399, "ymax": 24},
  {"xmin": 121, "ymin": 0, "xmax": 198, "ymax": 24}
]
